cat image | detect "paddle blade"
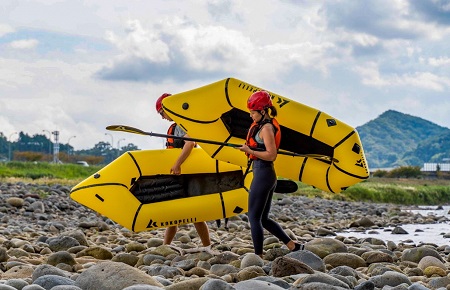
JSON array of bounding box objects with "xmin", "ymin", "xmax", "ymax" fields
[
  {"xmin": 274, "ymin": 179, "xmax": 298, "ymax": 194},
  {"xmin": 106, "ymin": 125, "xmax": 148, "ymax": 135}
]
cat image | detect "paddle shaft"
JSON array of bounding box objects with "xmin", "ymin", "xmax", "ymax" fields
[
  {"xmin": 106, "ymin": 125, "xmax": 338, "ymax": 162},
  {"xmin": 146, "ymin": 131, "xmax": 244, "ymax": 149}
]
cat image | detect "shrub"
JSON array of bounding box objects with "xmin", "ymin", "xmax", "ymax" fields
[
  {"xmin": 14, "ymin": 151, "xmax": 45, "ymax": 162},
  {"xmin": 373, "ymin": 170, "xmax": 388, "ymax": 177},
  {"xmin": 386, "ymin": 166, "xmax": 422, "ymax": 178}
]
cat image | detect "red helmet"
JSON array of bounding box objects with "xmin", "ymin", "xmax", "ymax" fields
[
  {"xmin": 247, "ymin": 91, "xmax": 272, "ymax": 111},
  {"xmin": 155, "ymin": 93, "xmax": 171, "ymax": 112}
]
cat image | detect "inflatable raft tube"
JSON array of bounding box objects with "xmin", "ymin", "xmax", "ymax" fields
[
  {"xmin": 70, "ymin": 148, "xmax": 251, "ymax": 232},
  {"xmin": 162, "ymin": 78, "xmax": 369, "ymax": 193}
]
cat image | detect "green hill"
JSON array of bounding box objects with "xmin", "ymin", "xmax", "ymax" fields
[
  {"xmin": 356, "ymin": 110, "xmax": 450, "ymax": 168},
  {"xmin": 401, "ymin": 131, "xmax": 450, "ymax": 165}
]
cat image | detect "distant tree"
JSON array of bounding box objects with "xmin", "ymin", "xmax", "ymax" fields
[
  {"xmin": 386, "ymin": 166, "xmax": 422, "ymax": 178},
  {"xmin": 0, "ymin": 131, "xmax": 140, "ymax": 165},
  {"xmin": 14, "ymin": 151, "xmax": 45, "ymax": 162},
  {"xmin": 0, "ymin": 133, "xmax": 8, "ymax": 160},
  {"xmin": 122, "ymin": 143, "xmax": 139, "ymax": 151},
  {"xmin": 77, "ymin": 141, "xmax": 117, "ymax": 164},
  {"xmin": 373, "ymin": 170, "xmax": 388, "ymax": 177},
  {"xmin": 14, "ymin": 132, "xmax": 52, "ymax": 154}
]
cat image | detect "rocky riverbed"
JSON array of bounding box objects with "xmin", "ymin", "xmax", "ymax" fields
[{"xmin": 1, "ymin": 182, "xmax": 450, "ymax": 290}]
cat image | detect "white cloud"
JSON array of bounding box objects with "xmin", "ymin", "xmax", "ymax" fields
[
  {"xmin": 260, "ymin": 41, "xmax": 340, "ymax": 76},
  {"xmin": 351, "ymin": 33, "xmax": 380, "ymax": 47},
  {"xmin": 354, "ymin": 62, "xmax": 450, "ymax": 91},
  {"xmin": 168, "ymin": 22, "xmax": 255, "ymax": 71},
  {"xmin": 353, "ymin": 62, "xmax": 390, "ymax": 87},
  {"xmin": 9, "ymin": 39, "xmax": 39, "ymax": 49},
  {"xmin": 0, "ymin": 56, "xmax": 160, "ymax": 150},
  {"xmin": 0, "ymin": 58, "xmax": 35, "ymax": 88},
  {"xmin": 98, "ymin": 15, "xmax": 346, "ymax": 82},
  {"xmin": 427, "ymin": 57, "xmax": 450, "ymax": 67},
  {"xmin": 400, "ymin": 72, "xmax": 450, "ymax": 91},
  {"xmin": 106, "ymin": 20, "xmax": 170, "ymax": 63},
  {"xmin": 0, "ymin": 23, "xmax": 14, "ymax": 37},
  {"xmin": 102, "ymin": 18, "xmax": 256, "ymax": 76}
]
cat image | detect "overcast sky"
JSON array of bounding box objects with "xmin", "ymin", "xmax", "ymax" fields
[{"xmin": 1, "ymin": 0, "xmax": 450, "ymax": 151}]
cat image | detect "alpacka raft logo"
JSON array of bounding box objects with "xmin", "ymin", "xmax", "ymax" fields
[
  {"xmin": 146, "ymin": 217, "xmax": 198, "ymax": 229},
  {"xmin": 147, "ymin": 219, "xmax": 157, "ymax": 228}
]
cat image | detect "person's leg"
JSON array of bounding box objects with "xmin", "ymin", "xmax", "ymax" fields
[
  {"xmin": 259, "ymin": 183, "xmax": 304, "ymax": 251},
  {"xmin": 193, "ymin": 222, "xmax": 211, "ymax": 246},
  {"xmin": 258, "ymin": 167, "xmax": 303, "ymax": 251},
  {"xmin": 248, "ymin": 165, "xmax": 274, "ymax": 256},
  {"xmin": 260, "ymin": 182, "xmax": 292, "ymax": 245},
  {"xmin": 164, "ymin": 226, "xmax": 178, "ymax": 245}
]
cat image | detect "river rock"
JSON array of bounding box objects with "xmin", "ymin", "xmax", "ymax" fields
[
  {"xmin": 305, "ymin": 238, "xmax": 347, "ymax": 258},
  {"xmin": 361, "ymin": 250, "xmax": 394, "ymax": 264},
  {"xmin": 286, "ymin": 250, "xmax": 326, "ymax": 272},
  {"xmin": 240, "ymin": 253, "xmax": 264, "ymax": 268},
  {"xmin": 32, "ymin": 264, "xmax": 70, "ymax": 281},
  {"xmin": 33, "ymin": 274, "xmax": 76, "ymax": 289},
  {"xmin": 47, "ymin": 251, "xmax": 77, "ymax": 266},
  {"xmin": 234, "ymin": 280, "xmax": 286, "ymax": 290},
  {"xmin": 75, "ymin": 246, "xmax": 113, "ymax": 260},
  {"xmin": 417, "ymin": 255, "xmax": 446, "ymax": 271},
  {"xmin": 271, "ymin": 255, "xmax": 314, "ymax": 277},
  {"xmin": 200, "ymin": 278, "xmax": 235, "ymax": 290},
  {"xmin": 164, "ymin": 277, "xmax": 209, "ymax": 290},
  {"xmin": 323, "ymin": 252, "xmax": 366, "ymax": 268},
  {"xmin": 293, "ymin": 272, "xmax": 352, "ymax": 288},
  {"xmin": 369, "ymin": 271, "xmax": 412, "ymax": 288},
  {"xmin": 401, "ymin": 246, "xmax": 443, "ymax": 263},
  {"xmin": 47, "ymin": 236, "xmax": 80, "ymax": 252},
  {"xmin": 74, "ymin": 261, "xmax": 163, "ymax": 290}
]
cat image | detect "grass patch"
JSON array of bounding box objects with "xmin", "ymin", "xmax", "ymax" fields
[
  {"xmin": 291, "ymin": 177, "xmax": 450, "ymax": 205},
  {"xmin": 0, "ymin": 161, "xmax": 102, "ymax": 186}
]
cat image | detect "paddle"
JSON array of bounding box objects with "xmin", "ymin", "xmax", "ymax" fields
[{"xmin": 106, "ymin": 124, "xmax": 338, "ymax": 163}]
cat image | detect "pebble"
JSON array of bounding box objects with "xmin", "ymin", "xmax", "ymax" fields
[{"xmin": 0, "ymin": 181, "xmax": 449, "ymax": 290}]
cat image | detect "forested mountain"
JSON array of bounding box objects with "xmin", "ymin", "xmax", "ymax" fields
[
  {"xmin": 356, "ymin": 110, "xmax": 450, "ymax": 168},
  {"xmin": 401, "ymin": 131, "xmax": 450, "ymax": 165}
]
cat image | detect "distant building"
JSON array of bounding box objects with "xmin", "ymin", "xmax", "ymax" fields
[{"xmin": 421, "ymin": 163, "xmax": 450, "ymax": 172}]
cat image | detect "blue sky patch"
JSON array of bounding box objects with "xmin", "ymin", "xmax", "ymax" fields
[{"xmin": 0, "ymin": 28, "xmax": 113, "ymax": 54}]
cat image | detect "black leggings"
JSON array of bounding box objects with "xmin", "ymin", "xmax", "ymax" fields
[{"xmin": 248, "ymin": 160, "xmax": 291, "ymax": 255}]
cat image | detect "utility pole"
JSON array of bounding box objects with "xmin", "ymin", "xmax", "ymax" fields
[
  {"xmin": 52, "ymin": 131, "xmax": 59, "ymax": 163},
  {"xmin": 117, "ymin": 138, "xmax": 125, "ymax": 157},
  {"xmin": 68, "ymin": 135, "xmax": 76, "ymax": 155}
]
